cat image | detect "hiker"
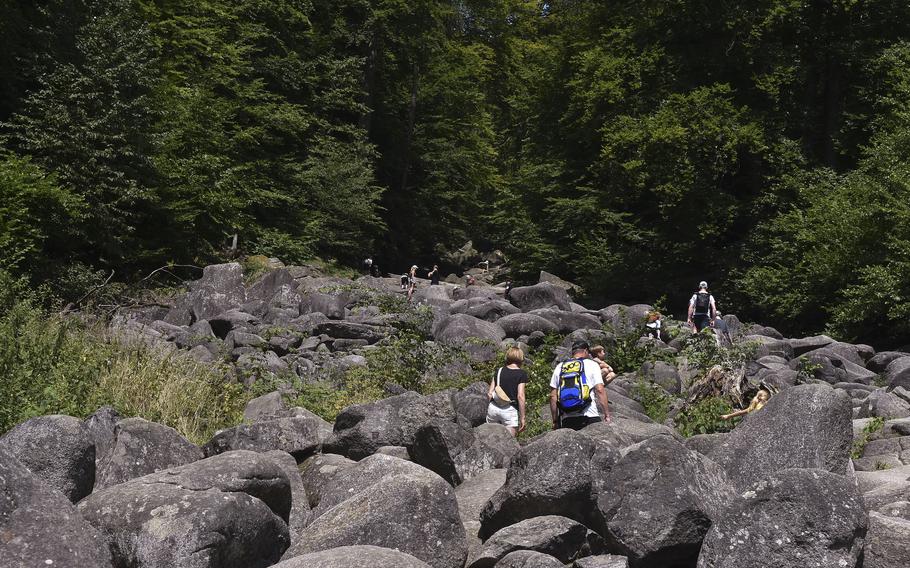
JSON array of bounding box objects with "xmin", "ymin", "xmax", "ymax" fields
[
  {"xmin": 590, "ymin": 345, "xmax": 617, "ymax": 384},
  {"xmin": 400, "ymin": 272, "xmax": 409, "ymax": 291},
  {"xmin": 687, "ymin": 281, "xmax": 717, "ymax": 333},
  {"xmin": 362, "ymin": 257, "xmax": 373, "ymax": 275},
  {"xmin": 466, "ymin": 274, "xmax": 476, "ymax": 286},
  {"xmin": 645, "ymin": 311, "xmax": 663, "ymax": 341},
  {"xmin": 714, "ymin": 311, "xmax": 732, "ymax": 346},
  {"xmin": 504, "ymin": 279, "xmax": 513, "ymax": 300},
  {"xmin": 428, "ymin": 264, "xmax": 441, "ymax": 285},
  {"xmin": 486, "ymin": 346, "xmax": 528, "ymax": 436},
  {"xmin": 550, "ymin": 340, "xmax": 611, "ymax": 430},
  {"xmin": 406, "ymin": 265, "xmax": 418, "ymax": 301},
  {"xmin": 371, "ymin": 263, "xmax": 380, "ymax": 277},
  {"xmin": 721, "ymin": 390, "xmax": 770, "ymax": 420}
]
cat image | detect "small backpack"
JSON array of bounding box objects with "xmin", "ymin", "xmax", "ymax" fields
[
  {"xmin": 557, "ymin": 359, "xmax": 591, "ymax": 411},
  {"xmin": 694, "ymin": 291, "xmax": 711, "ymax": 315}
]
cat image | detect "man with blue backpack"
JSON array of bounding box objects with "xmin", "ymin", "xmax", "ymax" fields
[{"xmin": 550, "ymin": 340, "xmax": 612, "ymax": 430}]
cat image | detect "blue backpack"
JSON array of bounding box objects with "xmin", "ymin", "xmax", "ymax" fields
[{"xmin": 557, "ymin": 358, "xmax": 591, "ymax": 411}]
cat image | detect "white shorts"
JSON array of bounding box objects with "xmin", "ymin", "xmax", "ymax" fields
[{"xmin": 486, "ymin": 402, "xmax": 519, "ymax": 428}]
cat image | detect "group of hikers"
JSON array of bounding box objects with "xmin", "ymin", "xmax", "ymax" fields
[{"xmin": 484, "ymin": 280, "xmax": 766, "ymax": 437}]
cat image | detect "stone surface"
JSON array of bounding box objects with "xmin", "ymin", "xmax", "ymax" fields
[
  {"xmin": 281, "ymin": 470, "xmax": 467, "ymax": 568},
  {"xmin": 78, "ymin": 450, "xmax": 291, "ymax": 568},
  {"xmin": 0, "ymin": 414, "xmax": 95, "ymax": 502},
  {"xmin": 0, "ymin": 446, "xmax": 112, "ymax": 568},
  {"xmin": 574, "ymin": 556, "xmax": 629, "ymax": 568},
  {"xmin": 470, "ymin": 515, "xmax": 599, "ymax": 568},
  {"xmin": 270, "ymin": 545, "xmax": 432, "ymax": 568},
  {"xmin": 204, "ymin": 415, "xmax": 329, "ymax": 459},
  {"xmin": 186, "ymin": 262, "xmax": 246, "ymax": 320},
  {"xmin": 696, "ymin": 469, "xmax": 867, "ymax": 568},
  {"xmin": 508, "ymin": 282, "xmax": 571, "ymax": 312},
  {"xmin": 95, "ymin": 417, "xmax": 202, "ymax": 490},
  {"xmin": 863, "ymin": 511, "xmax": 910, "ymax": 568},
  {"xmin": 324, "ymin": 391, "xmax": 458, "ymax": 460},
  {"xmin": 708, "ymin": 384, "xmax": 853, "ymax": 490},
  {"xmin": 596, "ymin": 436, "xmax": 736, "ymax": 568},
  {"xmin": 410, "ymin": 421, "xmax": 519, "ymax": 486},
  {"xmin": 858, "ymin": 389, "xmax": 910, "ymax": 420},
  {"xmin": 496, "ymin": 313, "xmax": 559, "ymax": 338},
  {"xmin": 264, "ymin": 450, "xmax": 311, "ymax": 546},
  {"xmin": 298, "ymin": 453, "xmax": 357, "ymax": 508},
  {"xmin": 494, "ymin": 550, "xmax": 564, "ymax": 568},
  {"xmin": 479, "ymin": 429, "xmax": 599, "ymax": 539}
]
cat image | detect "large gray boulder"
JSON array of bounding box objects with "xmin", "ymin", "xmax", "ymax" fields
[
  {"xmin": 95, "ymin": 417, "xmax": 202, "ymax": 490},
  {"xmin": 457, "ymin": 469, "xmax": 508, "ymax": 565},
  {"xmin": 298, "ymin": 453, "xmax": 357, "ymax": 508},
  {"xmin": 78, "ymin": 450, "xmax": 291, "ymax": 568},
  {"xmin": 264, "ymin": 450, "xmax": 311, "ymax": 546},
  {"xmin": 465, "ymin": 300, "xmax": 521, "ymax": 322},
  {"xmin": 858, "ymin": 389, "xmax": 910, "ymax": 420},
  {"xmin": 708, "ymin": 384, "xmax": 853, "ymax": 490},
  {"xmin": 508, "ymin": 282, "xmax": 571, "ymax": 312},
  {"xmin": 639, "ymin": 360, "xmax": 681, "ymax": 395},
  {"xmin": 300, "ymin": 292, "xmax": 348, "ymax": 319},
  {"xmin": 696, "ymin": 469, "xmax": 867, "ymax": 568},
  {"xmin": 435, "ymin": 314, "xmax": 506, "ymax": 361},
  {"xmin": 868, "ymin": 352, "xmax": 910, "ymax": 373},
  {"xmin": 479, "ymin": 429, "xmax": 603, "ymax": 539},
  {"xmin": 186, "ymin": 262, "xmax": 247, "ymax": 320},
  {"xmin": 496, "ymin": 313, "xmax": 559, "ymax": 338},
  {"xmin": 410, "ymin": 421, "xmax": 519, "ymax": 486},
  {"xmin": 0, "ymin": 447, "xmax": 112, "ymax": 568},
  {"xmin": 574, "ymin": 556, "xmax": 629, "ymax": 568},
  {"xmin": 247, "ymin": 268, "xmax": 295, "ymax": 302},
  {"xmin": 470, "ymin": 515, "xmax": 601, "ymax": 568},
  {"xmin": 281, "ymin": 471, "xmax": 467, "ymax": 568},
  {"xmin": 530, "ymin": 308, "xmax": 601, "ymax": 334},
  {"xmin": 0, "ymin": 414, "xmax": 95, "ymax": 502},
  {"xmin": 204, "ymin": 415, "xmax": 328, "ymax": 459},
  {"xmin": 312, "ymin": 320, "xmax": 390, "ymax": 343},
  {"xmin": 595, "ymin": 436, "xmax": 736, "ymax": 568},
  {"xmin": 83, "ymin": 405, "xmax": 122, "ymax": 469},
  {"xmin": 495, "ymin": 551, "xmax": 564, "ymax": 568},
  {"xmin": 863, "ymin": 512, "xmax": 910, "ymax": 568},
  {"xmin": 270, "ymin": 546, "xmax": 431, "ymax": 568},
  {"xmin": 453, "ymin": 382, "xmax": 491, "ymax": 427},
  {"xmin": 324, "ymin": 391, "xmax": 458, "ymax": 459}
]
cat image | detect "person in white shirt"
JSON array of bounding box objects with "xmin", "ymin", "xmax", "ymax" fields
[
  {"xmin": 549, "ymin": 340, "xmax": 611, "ymax": 430},
  {"xmin": 687, "ymin": 281, "xmax": 717, "ymax": 333}
]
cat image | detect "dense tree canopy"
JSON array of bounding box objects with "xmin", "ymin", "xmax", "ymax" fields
[{"xmin": 2, "ymin": 0, "xmax": 910, "ymax": 346}]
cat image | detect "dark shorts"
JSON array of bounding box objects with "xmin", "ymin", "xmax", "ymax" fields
[
  {"xmin": 693, "ymin": 314, "xmax": 711, "ymax": 332},
  {"xmin": 559, "ymin": 415, "xmax": 601, "ymax": 431}
]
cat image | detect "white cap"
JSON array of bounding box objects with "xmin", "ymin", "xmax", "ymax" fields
[{"xmin": 699, "ymin": 281, "xmax": 708, "ymax": 289}]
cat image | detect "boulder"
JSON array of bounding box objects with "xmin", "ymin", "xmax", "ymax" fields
[
  {"xmin": 324, "ymin": 391, "xmax": 458, "ymax": 460},
  {"xmin": 708, "ymin": 384, "xmax": 853, "ymax": 490},
  {"xmin": 309, "ymin": 454, "xmax": 437, "ymax": 518},
  {"xmin": 281, "ymin": 471, "xmax": 467, "ymax": 568},
  {"xmin": 495, "ymin": 550, "xmax": 564, "ymax": 568},
  {"xmin": 470, "ymin": 515, "xmax": 601, "ymax": 568},
  {"xmin": 608, "ymin": 417, "xmax": 681, "ymax": 444},
  {"xmin": 95, "ymin": 417, "xmax": 203, "ymax": 490},
  {"xmin": 744, "ymin": 324, "xmax": 784, "ymax": 339},
  {"xmin": 600, "ymin": 304, "xmax": 653, "ymax": 335},
  {"xmin": 868, "ymin": 352, "xmax": 910, "ymax": 374},
  {"xmin": 801, "ymin": 342, "xmax": 866, "ymax": 366},
  {"xmin": 264, "ymin": 450, "xmax": 311, "ymax": 546},
  {"xmin": 204, "ymin": 415, "xmax": 329, "ymax": 459},
  {"xmin": 301, "ymin": 292, "xmax": 348, "ymax": 320},
  {"xmin": 457, "ymin": 468, "xmax": 508, "ymax": 565},
  {"xmin": 745, "ymin": 335, "xmax": 794, "ymax": 359},
  {"xmin": 863, "ymin": 511, "xmax": 910, "ymax": 568},
  {"xmin": 538, "ymin": 270, "xmax": 580, "ymax": 292},
  {"xmin": 685, "ymin": 432, "xmax": 729, "ymax": 456},
  {"xmin": 78, "ymin": 451, "xmax": 291, "ymax": 568},
  {"xmin": 858, "ymin": 390, "xmax": 910, "ymax": 420},
  {"xmin": 312, "ymin": 320, "xmax": 390, "ymax": 343},
  {"xmin": 465, "ymin": 300, "xmax": 521, "ymax": 322},
  {"xmin": 574, "ymin": 556, "xmax": 629, "ymax": 568},
  {"xmin": 530, "ymin": 308, "xmax": 602, "ymax": 334},
  {"xmin": 595, "ymin": 436, "xmax": 736, "ymax": 568},
  {"xmin": 298, "ymin": 453, "xmax": 357, "ymax": 508},
  {"xmin": 508, "ymin": 282, "xmax": 571, "ymax": 312},
  {"xmin": 453, "ymin": 382, "xmax": 491, "ymax": 427},
  {"xmin": 496, "ymin": 313, "xmax": 559, "ymax": 338},
  {"xmin": 414, "ymin": 285, "xmax": 454, "ymax": 308},
  {"xmin": 435, "ymin": 314, "xmax": 506, "ymax": 361},
  {"xmin": 639, "ymin": 360, "xmax": 681, "ymax": 395},
  {"xmin": 696, "ymin": 468, "xmax": 867, "ymax": 568},
  {"xmin": 0, "ymin": 447, "xmax": 112, "ymax": 568},
  {"xmin": 186, "ymin": 262, "xmax": 246, "ymax": 320},
  {"xmin": 270, "ymin": 546, "xmax": 431, "ymax": 568},
  {"xmin": 788, "ymin": 334, "xmax": 835, "ymax": 356},
  {"xmin": 479, "ymin": 429, "xmax": 599, "ymax": 539},
  {"xmin": 0, "ymin": 414, "xmax": 95, "ymax": 502},
  {"xmin": 208, "ymin": 309, "xmax": 258, "ymax": 338},
  {"xmin": 454, "ymin": 287, "xmax": 501, "ymax": 302},
  {"xmin": 248, "ymin": 268, "xmax": 295, "ymax": 302},
  {"xmin": 410, "ymin": 421, "xmax": 519, "ymax": 486},
  {"xmin": 83, "ymin": 405, "xmax": 122, "ymax": 469}
]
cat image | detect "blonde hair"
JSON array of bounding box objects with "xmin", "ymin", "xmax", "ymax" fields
[{"xmin": 505, "ymin": 346, "xmax": 524, "ymax": 365}]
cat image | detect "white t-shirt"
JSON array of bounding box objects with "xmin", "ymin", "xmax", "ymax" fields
[{"xmin": 550, "ymin": 358, "xmax": 604, "ymax": 418}]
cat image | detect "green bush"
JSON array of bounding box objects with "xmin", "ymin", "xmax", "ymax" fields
[
  {"xmin": 675, "ymin": 397, "xmax": 734, "ymax": 437},
  {"xmin": 631, "ymin": 379, "xmax": 673, "ymax": 424},
  {"xmin": 851, "ymin": 416, "xmax": 886, "ymax": 459}
]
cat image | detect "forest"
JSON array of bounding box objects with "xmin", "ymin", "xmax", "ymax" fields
[{"xmin": 2, "ymin": 0, "xmax": 910, "ymax": 347}]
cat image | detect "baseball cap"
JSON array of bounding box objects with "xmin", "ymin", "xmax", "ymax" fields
[
  {"xmin": 699, "ymin": 281, "xmax": 708, "ymax": 289},
  {"xmin": 571, "ymin": 340, "xmax": 590, "ymax": 352}
]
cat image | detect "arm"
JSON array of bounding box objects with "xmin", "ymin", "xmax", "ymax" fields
[
  {"xmin": 549, "ymin": 388, "xmax": 559, "ymax": 428},
  {"xmin": 594, "ymin": 383, "xmax": 611, "ymax": 423},
  {"xmin": 721, "ymin": 408, "xmax": 749, "ymax": 420},
  {"xmin": 687, "ymin": 298, "xmax": 695, "ymax": 325},
  {"xmin": 517, "ymin": 383, "xmax": 527, "ymax": 432},
  {"xmin": 709, "ymin": 297, "xmax": 717, "ymax": 326},
  {"xmin": 488, "ymin": 377, "xmax": 496, "ymax": 400}
]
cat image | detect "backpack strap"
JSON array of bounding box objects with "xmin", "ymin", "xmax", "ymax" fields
[{"xmin": 496, "ymin": 367, "xmax": 502, "ymax": 388}]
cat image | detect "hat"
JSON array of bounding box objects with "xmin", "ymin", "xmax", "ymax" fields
[
  {"xmin": 698, "ymin": 281, "xmax": 708, "ymax": 289},
  {"xmin": 571, "ymin": 340, "xmax": 590, "ymax": 352}
]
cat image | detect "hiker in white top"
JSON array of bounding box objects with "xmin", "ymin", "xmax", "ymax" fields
[
  {"xmin": 549, "ymin": 340, "xmax": 611, "ymax": 430},
  {"xmin": 687, "ymin": 281, "xmax": 717, "ymax": 333}
]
